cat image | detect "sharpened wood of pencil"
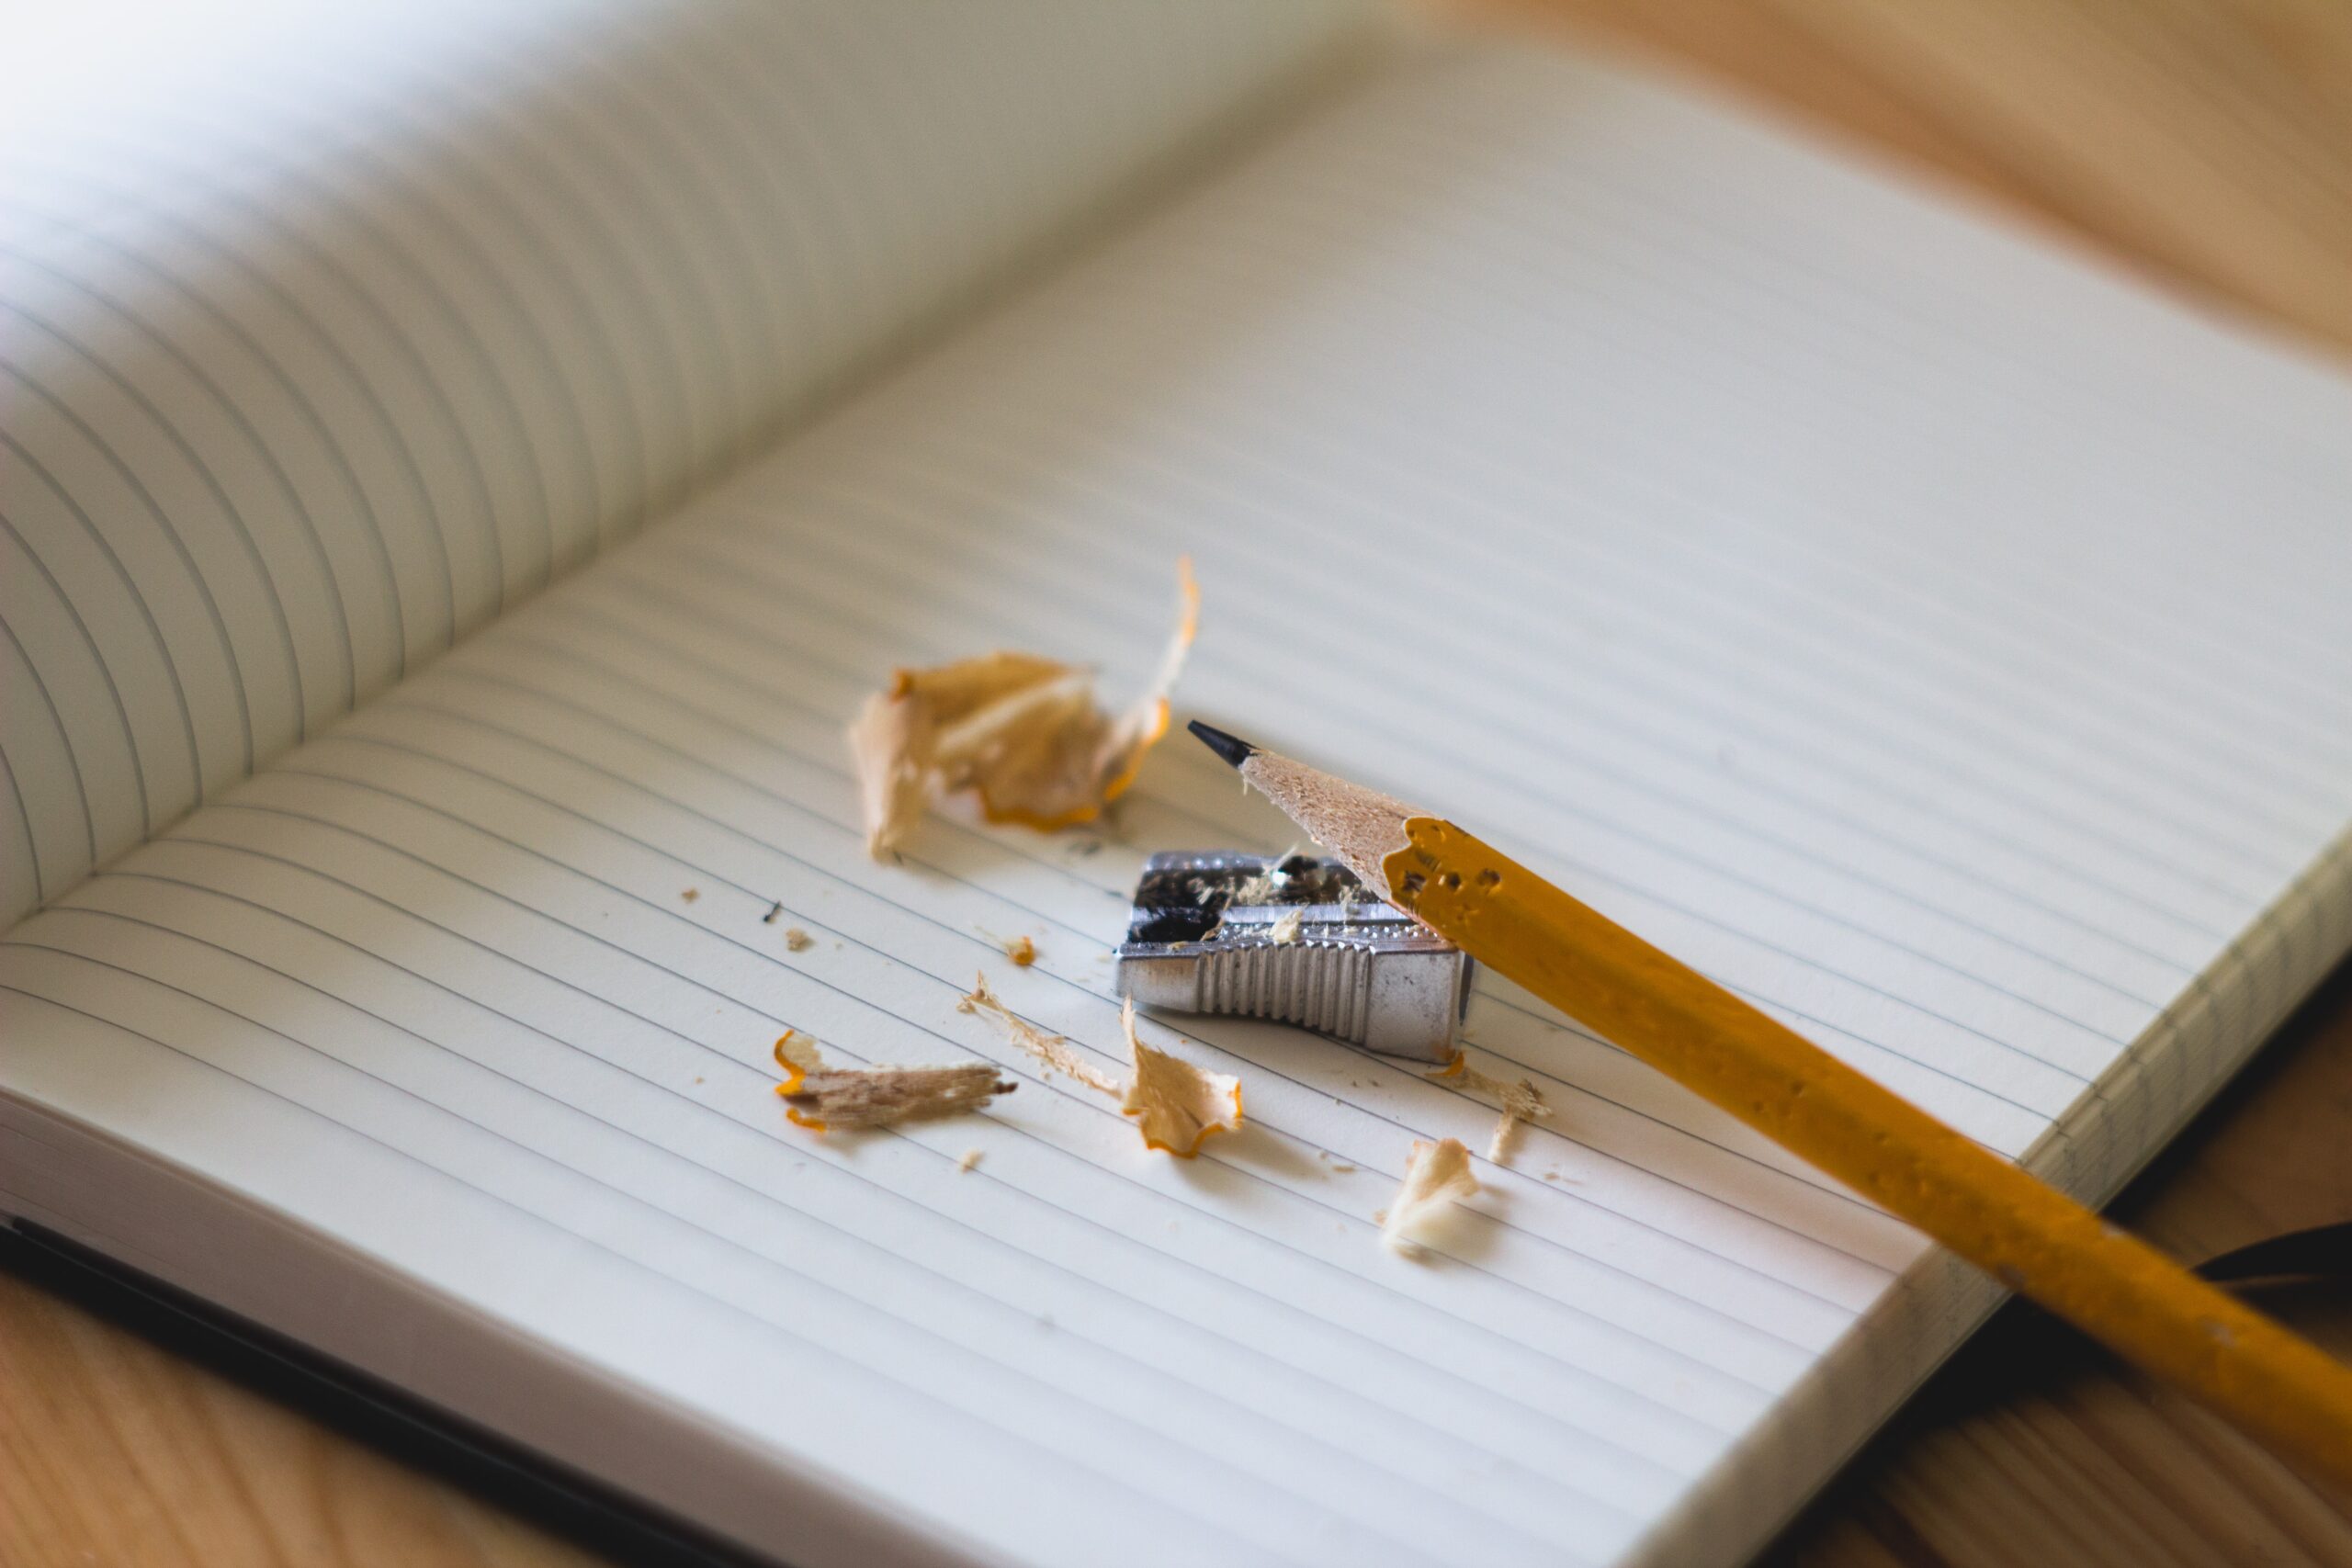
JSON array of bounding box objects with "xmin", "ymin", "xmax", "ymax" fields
[{"xmin": 1186, "ymin": 720, "xmax": 2352, "ymax": 1488}]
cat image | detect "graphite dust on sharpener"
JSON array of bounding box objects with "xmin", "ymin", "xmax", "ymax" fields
[{"xmin": 1112, "ymin": 852, "xmax": 1473, "ymax": 1064}]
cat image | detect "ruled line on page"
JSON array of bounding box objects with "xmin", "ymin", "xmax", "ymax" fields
[
  {"xmin": 245, "ymin": 735, "xmax": 1896, "ymax": 1325},
  {"xmin": 592, "ymin": 542, "xmax": 2192, "ymax": 1027},
  {"xmin": 885, "ymin": 319, "xmax": 2329, "ymax": 875},
  {"xmin": 451, "ymin": 650, "xmax": 2085, "ymax": 1171},
  {"xmin": 603, "ymin": 530, "xmax": 2130, "ymax": 1099},
  {"xmin": 0, "ymin": 975, "xmax": 1336, "ymax": 1567},
  {"xmin": 224, "ymin": 726, "xmax": 1860, "ymax": 1373},
  {"xmin": 256, "ymin": 703, "xmax": 1865, "ymax": 1314},
  {"xmin": 64, "ymin": 859, "xmax": 1696, "ymax": 1529},
  {"xmin": 581, "ymin": 540, "xmax": 2181, "ymax": 1032},
  {"xmin": 502, "ymin": 581, "xmax": 2014, "ymax": 1218},
  {"xmin": 662, "ymin": 484, "xmax": 2239, "ymax": 987},
  {"xmin": 6, "ymin": 285, "xmax": 361, "ymax": 716},
  {"xmin": 0, "ymin": 0, "xmax": 1371, "ymax": 927},
  {"xmin": 317, "ymin": 659, "xmax": 1911, "ymax": 1216},
  {"xmin": 0, "ymin": 511, "xmax": 137, "ymax": 852},
  {"xmin": 12, "ymin": 911, "xmax": 1615, "ymax": 1563},
  {"xmin": 4, "ymin": 234, "xmax": 414, "ymax": 682},
  {"xmin": 911, "ymin": 379, "xmax": 2331, "ymax": 873},
  {"xmin": 374, "ymin": 636, "xmax": 2064, "ymax": 1149},
  {"xmin": 0, "ymin": 423, "xmax": 226, "ymax": 807},
  {"xmin": 916, "ymin": 102, "xmax": 2352, "ymax": 811},
  {"xmin": 1231, "ymin": 100, "xmax": 2352, "ymax": 542},
  {"xmin": 198, "ymin": 761, "xmax": 1853, "ymax": 1354},
  {"xmin": 1, "ymin": 191, "xmax": 470, "ymax": 649},
  {"xmin": 469, "ymin": 567, "xmax": 2098, "ymax": 1155},
  {"xmin": 75, "ymin": 849, "xmax": 1707, "ymax": 1509},
  {"xmin": 455, "ymin": 617, "xmax": 2086, "ymax": 1130},
  {"xmin": 9, "ymin": 524, "xmax": 2304, "ymax": 1561},
  {"xmin": 295, "ymin": 691, "xmax": 1905, "ymax": 1267},
  {"xmin": 1396, "ymin": 71, "xmax": 2352, "ymax": 527},
  {"xmin": 1073, "ymin": 71, "xmax": 2352, "ymax": 729},
  {"xmin": 0, "ymin": 840, "xmax": 1780, "ymax": 1563}
]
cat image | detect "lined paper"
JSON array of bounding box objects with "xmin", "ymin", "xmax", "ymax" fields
[
  {"xmin": 6, "ymin": 34, "xmax": 2352, "ymax": 1568},
  {"xmin": 0, "ymin": 0, "xmax": 1367, "ymax": 924}
]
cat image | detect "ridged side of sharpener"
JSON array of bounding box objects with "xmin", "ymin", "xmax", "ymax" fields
[{"xmin": 1200, "ymin": 941, "xmax": 1370, "ymax": 1043}]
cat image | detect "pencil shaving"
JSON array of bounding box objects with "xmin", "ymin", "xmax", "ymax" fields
[
  {"xmin": 849, "ymin": 559, "xmax": 1196, "ymax": 855},
  {"xmin": 958, "ymin": 973, "xmax": 1123, "ymax": 1095},
  {"xmin": 1117, "ymin": 998, "xmax": 1241, "ymax": 1156},
  {"xmin": 771, "ymin": 1032, "xmax": 1013, "ymax": 1132},
  {"xmin": 1225, "ymin": 847, "xmax": 1296, "ymax": 908},
  {"xmin": 1384, "ymin": 1138, "xmax": 1477, "ymax": 1255},
  {"xmin": 958, "ymin": 976, "xmax": 1243, "ymax": 1155},
  {"xmin": 783, "ymin": 1065, "xmax": 1014, "ymax": 1131},
  {"xmin": 1429, "ymin": 1052, "xmax": 1551, "ymax": 1166}
]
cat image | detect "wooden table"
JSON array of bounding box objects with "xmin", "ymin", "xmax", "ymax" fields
[{"xmin": 6, "ymin": 4, "xmax": 2350, "ymax": 1563}]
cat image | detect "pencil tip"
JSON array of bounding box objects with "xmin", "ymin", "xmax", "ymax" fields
[{"xmin": 1187, "ymin": 720, "xmax": 1259, "ymax": 771}]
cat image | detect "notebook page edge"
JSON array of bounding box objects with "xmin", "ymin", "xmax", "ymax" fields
[{"xmin": 0, "ymin": 1080, "xmax": 1010, "ymax": 1568}]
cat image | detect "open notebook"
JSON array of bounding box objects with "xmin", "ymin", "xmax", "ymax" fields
[{"xmin": 6, "ymin": 3, "xmax": 2352, "ymax": 1564}]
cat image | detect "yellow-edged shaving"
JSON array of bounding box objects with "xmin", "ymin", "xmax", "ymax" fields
[
  {"xmin": 957, "ymin": 977, "xmax": 1245, "ymax": 1156},
  {"xmin": 1117, "ymin": 998, "xmax": 1241, "ymax": 1157},
  {"xmin": 770, "ymin": 1031, "xmax": 1012, "ymax": 1132},
  {"xmin": 849, "ymin": 559, "xmax": 1197, "ymax": 855}
]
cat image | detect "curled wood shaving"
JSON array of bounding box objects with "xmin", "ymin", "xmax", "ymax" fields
[
  {"xmin": 1117, "ymin": 998, "xmax": 1241, "ymax": 1157},
  {"xmin": 957, "ymin": 974, "xmax": 1124, "ymax": 1096},
  {"xmin": 956, "ymin": 976, "xmax": 1244, "ymax": 1156},
  {"xmin": 772, "ymin": 1031, "xmax": 1012, "ymax": 1132},
  {"xmin": 1384, "ymin": 1138, "xmax": 1478, "ymax": 1255},
  {"xmin": 1266, "ymin": 908, "xmax": 1305, "ymax": 945},
  {"xmin": 848, "ymin": 560, "xmax": 1197, "ymax": 856}
]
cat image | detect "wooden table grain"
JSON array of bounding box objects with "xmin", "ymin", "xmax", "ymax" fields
[{"xmin": 6, "ymin": 4, "xmax": 2351, "ymax": 1565}]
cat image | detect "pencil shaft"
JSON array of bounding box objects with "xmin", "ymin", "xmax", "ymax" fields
[{"xmin": 1385, "ymin": 816, "xmax": 2352, "ymax": 1485}]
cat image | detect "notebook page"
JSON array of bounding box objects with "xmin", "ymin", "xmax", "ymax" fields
[
  {"xmin": 8, "ymin": 34, "xmax": 2352, "ymax": 1568},
  {"xmin": 0, "ymin": 0, "xmax": 1370, "ymax": 925}
]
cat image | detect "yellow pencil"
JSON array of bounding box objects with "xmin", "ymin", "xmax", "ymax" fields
[{"xmin": 1186, "ymin": 721, "xmax": 2352, "ymax": 1488}]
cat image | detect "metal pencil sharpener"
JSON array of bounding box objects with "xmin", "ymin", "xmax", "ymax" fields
[{"xmin": 1112, "ymin": 852, "xmax": 1473, "ymax": 1063}]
